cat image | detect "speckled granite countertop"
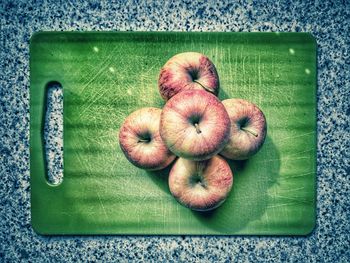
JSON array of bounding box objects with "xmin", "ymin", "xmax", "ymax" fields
[{"xmin": 1, "ymin": 0, "xmax": 349, "ymax": 262}]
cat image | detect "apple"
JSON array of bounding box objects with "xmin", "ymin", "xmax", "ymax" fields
[
  {"xmin": 160, "ymin": 90, "xmax": 231, "ymax": 161},
  {"xmin": 158, "ymin": 52, "xmax": 220, "ymax": 101},
  {"xmin": 168, "ymin": 156, "xmax": 233, "ymax": 211},
  {"xmin": 119, "ymin": 107, "xmax": 176, "ymax": 170},
  {"xmin": 220, "ymin": 99, "xmax": 267, "ymax": 160}
]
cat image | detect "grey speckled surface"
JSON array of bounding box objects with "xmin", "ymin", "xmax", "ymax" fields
[{"xmin": 1, "ymin": 0, "xmax": 349, "ymax": 262}]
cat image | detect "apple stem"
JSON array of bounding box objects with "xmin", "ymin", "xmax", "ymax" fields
[
  {"xmin": 241, "ymin": 127, "xmax": 258, "ymax": 137},
  {"xmin": 193, "ymin": 80, "xmax": 215, "ymax": 94},
  {"xmin": 138, "ymin": 139, "xmax": 150, "ymax": 143},
  {"xmin": 194, "ymin": 123, "xmax": 202, "ymax": 134}
]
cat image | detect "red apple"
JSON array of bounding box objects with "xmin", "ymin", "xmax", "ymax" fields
[
  {"xmin": 158, "ymin": 52, "xmax": 220, "ymax": 101},
  {"xmin": 119, "ymin": 107, "xmax": 176, "ymax": 170},
  {"xmin": 160, "ymin": 90, "xmax": 231, "ymax": 161},
  {"xmin": 169, "ymin": 156, "xmax": 233, "ymax": 211},
  {"xmin": 220, "ymin": 99, "xmax": 267, "ymax": 160}
]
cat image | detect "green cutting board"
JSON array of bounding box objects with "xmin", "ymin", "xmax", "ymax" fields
[{"xmin": 30, "ymin": 32, "xmax": 316, "ymax": 235}]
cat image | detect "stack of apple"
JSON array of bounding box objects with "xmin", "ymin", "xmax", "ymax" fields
[{"xmin": 119, "ymin": 52, "xmax": 267, "ymax": 212}]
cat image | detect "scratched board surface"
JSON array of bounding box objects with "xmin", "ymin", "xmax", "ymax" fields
[{"xmin": 30, "ymin": 32, "xmax": 316, "ymax": 235}]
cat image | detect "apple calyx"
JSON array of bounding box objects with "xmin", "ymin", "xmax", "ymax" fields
[
  {"xmin": 138, "ymin": 139, "xmax": 150, "ymax": 143},
  {"xmin": 194, "ymin": 123, "xmax": 202, "ymax": 134},
  {"xmin": 241, "ymin": 127, "xmax": 258, "ymax": 137},
  {"xmin": 193, "ymin": 80, "xmax": 216, "ymax": 95},
  {"xmin": 190, "ymin": 174, "xmax": 207, "ymax": 189},
  {"xmin": 138, "ymin": 132, "xmax": 151, "ymax": 143}
]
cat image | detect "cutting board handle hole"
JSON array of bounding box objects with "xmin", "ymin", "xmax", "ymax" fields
[{"xmin": 43, "ymin": 81, "xmax": 63, "ymax": 186}]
